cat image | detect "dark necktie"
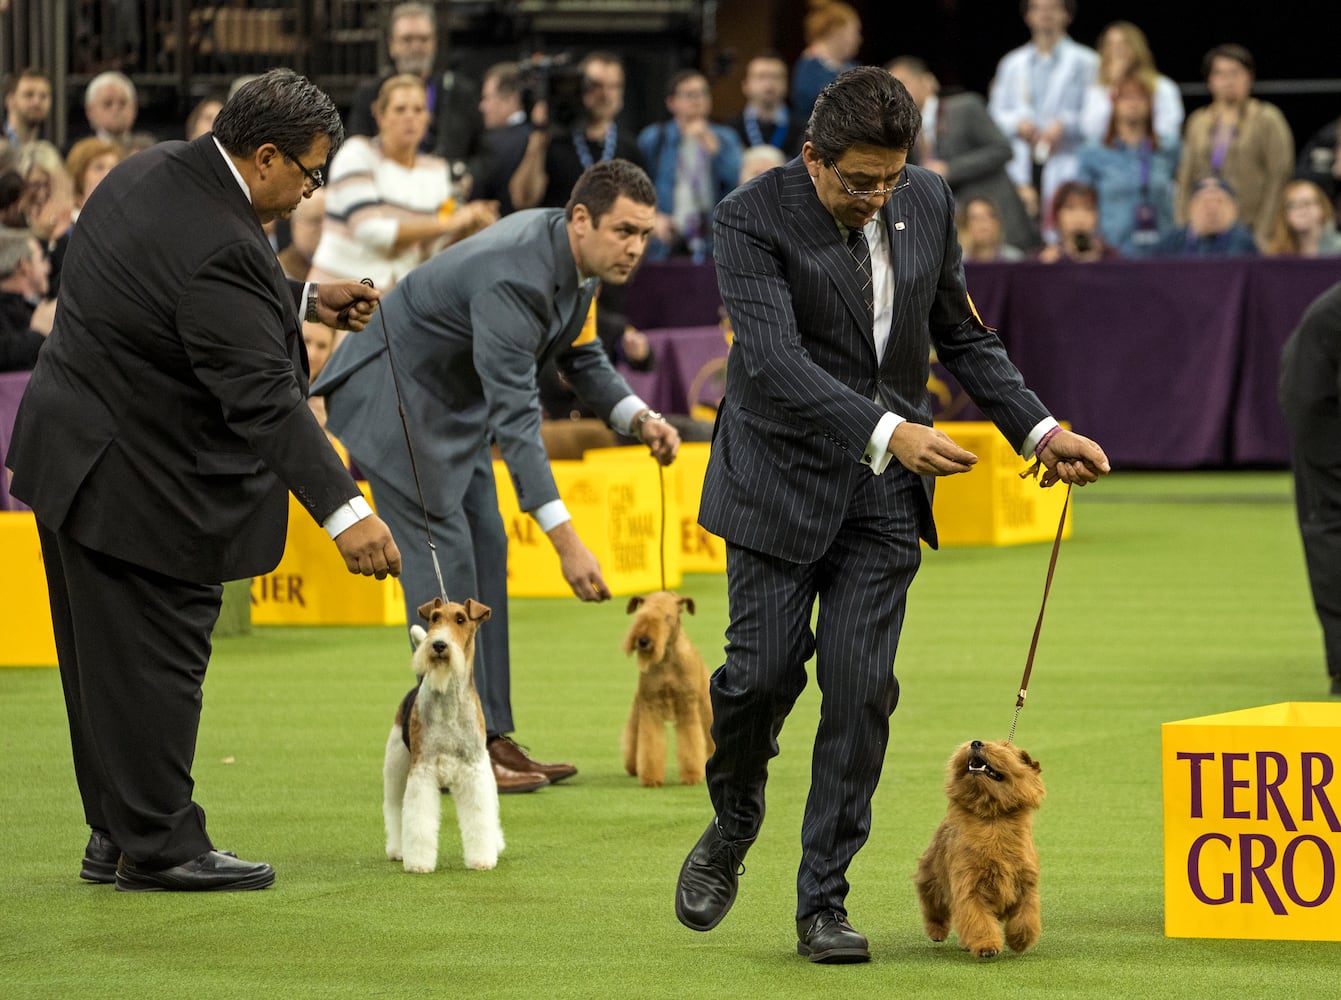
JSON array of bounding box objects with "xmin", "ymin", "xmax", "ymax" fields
[{"xmin": 846, "ymin": 225, "xmax": 873, "ymax": 323}]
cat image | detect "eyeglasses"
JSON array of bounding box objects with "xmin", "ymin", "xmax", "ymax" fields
[
  {"xmin": 829, "ymin": 160, "xmax": 905, "ymax": 199},
  {"xmin": 282, "ymin": 151, "xmax": 325, "ymax": 192}
]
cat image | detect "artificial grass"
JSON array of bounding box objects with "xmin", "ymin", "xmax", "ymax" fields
[{"xmin": 3, "ymin": 471, "xmax": 1339, "ymax": 998}]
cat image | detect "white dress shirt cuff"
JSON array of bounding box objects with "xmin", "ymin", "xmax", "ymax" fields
[
  {"xmin": 609, "ymin": 395, "xmax": 648, "ymax": 435},
  {"xmin": 531, "ymin": 499, "xmax": 571, "ymax": 534},
  {"xmin": 322, "ymin": 494, "xmax": 374, "ymax": 539},
  {"xmin": 863, "ymin": 412, "xmax": 904, "ymax": 475},
  {"xmin": 1021, "ymin": 417, "xmax": 1060, "ymax": 459}
]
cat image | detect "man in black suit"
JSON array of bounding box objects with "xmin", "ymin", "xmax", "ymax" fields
[
  {"xmin": 345, "ymin": 2, "xmax": 483, "ymax": 173},
  {"xmin": 673, "ymin": 67, "xmax": 1109, "ymax": 961},
  {"xmin": 6, "ymin": 69, "xmax": 401, "ymax": 893},
  {"xmin": 473, "ymin": 62, "xmax": 531, "ymax": 216}
]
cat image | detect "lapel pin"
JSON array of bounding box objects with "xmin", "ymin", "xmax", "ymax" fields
[{"xmin": 894, "ymin": 222, "xmax": 906, "ymax": 231}]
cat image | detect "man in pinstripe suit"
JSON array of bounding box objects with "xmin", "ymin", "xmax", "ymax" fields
[{"xmin": 674, "ymin": 67, "xmax": 1109, "ymax": 962}]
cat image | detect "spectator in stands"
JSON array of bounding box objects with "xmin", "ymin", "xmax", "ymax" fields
[
  {"xmin": 1156, "ymin": 176, "xmax": 1259, "ymax": 257},
  {"xmin": 791, "ymin": 1, "xmax": 862, "ymax": 125},
  {"xmin": 474, "ymin": 62, "xmax": 531, "ymax": 215},
  {"xmin": 1080, "ymin": 22, "xmax": 1183, "ymax": 150},
  {"xmin": 638, "ymin": 69, "xmax": 743, "ymax": 262},
  {"xmin": 276, "ymin": 187, "xmax": 325, "ymax": 281},
  {"xmin": 345, "ymin": 2, "xmax": 483, "ymax": 176},
  {"xmin": 1296, "ymin": 115, "xmax": 1341, "ymax": 212},
  {"xmin": 4, "ymin": 69, "xmax": 52, "ymax": 147},
  {"xmin": 1037, "ymin": 181, "xmax": 1117, "ymax": 262},
  {"xmin": 184, "ymin": 94, "xmax": 225, "ymax": 141},
  {"xmin": 82, "ymin": 71, "xmax": 139, "ymax": 146},
  {"xmin": 0, "ymin": 228, "xmax": 54, "ymax": 372},
  {"xmin": 740, "ymin": 144, "xmax": 787, "ymax": 185},
  {"xmin": 16, "ymin": 141, "xmax": 73, "ymax": 295},
  {"xmin": 309, "ymin": 75, "xmax": 497, "ymax": 291},
  {"xmin": 509, "ymin": 51, "xmax": 643, "ymax": 211},
  {"xmin": 988, "ymin": 0, "xmax": 1098, "ymax": 237},
  {"xmin": 1262, "ymin": 179, "xmax": 1341, "ymax": 257},
  {"xmin": 1076, "ymin": 74, "xmax": 1178, "ymax": 257},
  {"xmin": 958, "ymin": 196, "xmax": 1026, "ymax": 261},
  {"xmin": 728, "ymin": 54, "xmax": 801, "ymax": 158},
  {"xmin": 65, "ymin": 138, "xmax": 121, "ymax": 218},
  {"xmin": 1175, "ymin": 44, "xmax": 1293, "ymax": 245},
  {"xmin": 889, "ymin": 56, "xmax": 1041, "ymax": 252}
]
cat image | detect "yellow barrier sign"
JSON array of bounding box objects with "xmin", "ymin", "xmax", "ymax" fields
[
  {"xmin": 1162, "ymin": 702, "xmax": 1341, "ymax": 940},
  {"xmin": 0, "ymin": 512, "xmax": 56, "ymax": 666}
]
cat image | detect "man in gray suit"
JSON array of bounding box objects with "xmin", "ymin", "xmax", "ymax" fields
[
  {"xmin": 673, "ymin": 67, "xmax": 1108, "ymax": 961},
  {"xmin": 313, "ymin": 159, "xmax": 680, "ymax": 793}
]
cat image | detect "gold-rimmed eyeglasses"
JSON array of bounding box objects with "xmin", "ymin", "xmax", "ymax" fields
[{"xmin": 829, "ymin": 160, "xmax": 904, "ymax": 199}]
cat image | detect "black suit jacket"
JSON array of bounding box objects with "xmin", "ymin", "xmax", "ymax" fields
[
  {"xmin": 7, "ymin": 136, "xmax": 359, "ymax": 583},
  {"xmin": 699, "ymin": 158, "xmax": 1049, "ymax": 559}
]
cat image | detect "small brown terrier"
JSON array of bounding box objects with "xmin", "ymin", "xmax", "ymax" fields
[
  {"xmin": 914, "ymin": 739, "xmax": 1045, "ymax": 959},
  {"xmin": 621, "ymin": 592, "xmax": 714, "ymax": 787}
]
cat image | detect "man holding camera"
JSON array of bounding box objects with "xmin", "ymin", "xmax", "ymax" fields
[{"xmin": 509, "ymin": 51, "xmax": 644, "ymax": 211}]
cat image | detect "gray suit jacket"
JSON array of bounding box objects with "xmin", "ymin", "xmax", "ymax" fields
[
  {"xmin": 312, "ymin": 209, "xmax": 634, "ymax": 515},
  {"xmin": 699, "ymin": 157, "xmax": 1049, "ymax": 560}
]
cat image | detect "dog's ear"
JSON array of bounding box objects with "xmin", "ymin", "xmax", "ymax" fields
[
  {"xmin": 416, "ymin": 597, "xmax": 443, "ymax": 622},
  {"xmin": 464, "ymin": 598, "xmax": 492, "ymax": 623},
  {"xmin": 1019, "ymin": 749, "xmax": 1041, "ymax": 773},
  {"xmin": 678, "ymin": 597, "xmax": 696, "ymax": 615},
  {"xmin": 626, "ymin": 596, "xmax": 644, "ymax": 614}
]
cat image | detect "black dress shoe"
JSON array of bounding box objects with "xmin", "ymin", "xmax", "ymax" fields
[
  {"xmin": 80, "ymin": 829, "xmax": 121, "ymax": 884},
  {"xmin": 1331, "ymin": 674, "xmax": 1341, "ymax": 697},
  {"xmin": 796, "ymin": 910, "xmax": 870, "ymax": 963},
  {"xmin": 675, "ymin": 819, "xmax": 751, "ymax": 932},
  {"xmin": 115, "ymin": 850, "xmax": 275, "ymax": 892}
]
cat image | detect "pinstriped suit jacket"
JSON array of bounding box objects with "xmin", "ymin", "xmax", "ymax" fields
[{"xmin": 698, "ymin": 157, "xmax": 1049, "ymax": 561}]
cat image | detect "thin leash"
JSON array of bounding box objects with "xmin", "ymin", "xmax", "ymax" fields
[
  {"xmin": 1005, "ymin": 482, "xmax": 1071, "ymax": 746},
  {"xmin": 657, "ymin": 462, "xmax": 667, "ymax": 592},
  {"xmin": 352, "ymin": 279, "xmax": 447, "ymax": 601}
]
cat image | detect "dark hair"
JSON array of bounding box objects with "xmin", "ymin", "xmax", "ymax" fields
[
  {"xmin": 1050, "ymin": 180, "xmax": 1098, "ymax": 217},
  {"xmin": 4, "ymin": 67, "xmax": 49, "ymax": 100},
  {"xmin": 1103, "ymin": 73, "xmax": 1158, "ymax": 150},
  {"xmin": 804, "ymin": 66, "xmax": 922, "ymax": 161},
  {"xmin": 565, "ymin": 158, "xmax": 656, "ymax": 224},
  {"xmin": 1202, "ymin": 43, "xmax": 1254, "ymax": 79},
  {"xmin": 1019, "ymin": 0, "xmax": 1077, "ymax": 16},
  {"xmin": 665, "ymin": 69, "xmax": 708, "ymax": 100},
  {"xmin": 484, "ymin": 62, "xmax": 523, "ymax": 97},
  {"xmin": 212, "ymin": 68, "xmax": 345, "ymax": 163}
]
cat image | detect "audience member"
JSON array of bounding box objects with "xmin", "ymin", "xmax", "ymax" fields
[
  {"xmin": 4, "ymin": 69, "xmax": 52, "ymax": 146},
  {"xmin": 64, "ymin": 137, "xmax": 122, "ymax": 219},
  {"xmin": 889, "ymin": 56, "xmax": 1041, "ymax": 252},
  {"xmin": 0, "ymin": 228, "xmax": 54, "ymax": 371},
  {"xmin": 791, "ymin": 1, "xmax": 862, "ymax": 125},
  {"xmin": 509, "ymin": 51, "xmax": 643, "ymax": 211},
  {"xmin": 1076, "ymin": 74, "xmax": 1178, "ymax": 256},
  {"xmin": 277, "ymin": 187, "xmax": 325, "ymax": 280},
  {"xmin": 740, "ymin": 144, "xmax": 787, "ymax": 185},
  {"xmin": 1156, "ymin": 176, "xmax": 1259, "ymax": 257},
  {"xmin": 958, "ymin": 196, "xmax": 1026, "ymax": 261},
  {"xmin": 1295, "ymin": 115, "xmax": 1341, "ymax": 211},
  {"xmin": 345, "ymin": 2, "xmax": 483, "ymax": 172},
  {"xmin": 302, "ymin": 320, "xmax": 338, "ymax": 429},
  {"xmin": 82, "ymin": 71, "xmax": 140, "ymax": 146},
  {"xmin": 638, "ymin": 69, "xmax": 743, "ymax": 261},
  {"xmin": 16, "ymin": 141, "xmax": 74, "ymax": 294},
  {"xmin": 1037, "ymin": 181, "xmax": 1117, "ymax": 262},
  {"xmin": 727, "ymin": 55, "xmax": 801, "ymax": 157},
  {"xmin": 309, "ymin": 75, "xmax": 497, "ymax": 290},
  {"xmin": 988, "ymin": 0, "xmax": 1098, "ymax": 235},
  {"xmin": 1261, "ymin": 179, "xmax": 1341, "ymax": 257},
  {"xmin": 1080, "ymin": 22, "xmax": 1183, "ymax": 150},
  {"xmin": 184, "ymin": 94, "xmax": 225, "ymax": 141},
  {"xmin": 473, "ymin": 62, "xmax": 531, "ymax": 215},
  {"xmin": 1175, "ymin": 44, "xmax": 1293, "ymax": 245}
]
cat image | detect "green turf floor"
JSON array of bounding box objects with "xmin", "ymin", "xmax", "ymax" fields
[{"xmin": 3, "ymin": 472, "xmax": 1339, "ymax": 998}]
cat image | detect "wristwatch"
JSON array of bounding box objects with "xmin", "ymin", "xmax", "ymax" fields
[
  {"xmin": 306, "ymin": 283, "xmax": 320, "ymax": 323},
  {"xmin": 634, "ymin": 409, "xmax": 663, "ymax": 439}
]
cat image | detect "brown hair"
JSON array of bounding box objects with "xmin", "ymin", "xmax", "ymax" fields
[
  {"xmin": 375, "ymin": 73, "xmax": 427, "ymax": 114},
  {"xmin": 1263, "ymin": 179, "xmax": 1335, "ymax": 256},
  {"xmin": 64, "ymin": 137, "xmax": 122, "ymax": 200},
  {"xmin": 804, "ymin": 1, "xmax": 859, "ymax": 45},
  {"xmin": 1102, "ymin": 73, "xmax": 1158, "ymax": 150}
]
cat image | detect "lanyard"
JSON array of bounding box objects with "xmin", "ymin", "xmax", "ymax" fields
[
  {"xmin": 743, "ymin": 106, "xmax": 789, "ymax": 148},
  {"xmin": 573, "ymin": 125, "xmax": 618, "ymax": 170}
]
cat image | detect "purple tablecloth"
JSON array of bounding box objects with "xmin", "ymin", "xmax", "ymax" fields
[{"xmin": 0, "ymin": 370, "xmax": 31, "ymax": 511}]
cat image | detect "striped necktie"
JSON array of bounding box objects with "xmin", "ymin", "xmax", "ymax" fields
[{"xmin": 846, "ymin": 225, "xmax": 873, "ymax": 322}]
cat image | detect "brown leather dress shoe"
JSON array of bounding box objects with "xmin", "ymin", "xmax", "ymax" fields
[
  {"xmin": 488, "ymin": 735, "xmax": 578, "ymax": 783},
  {"xmin": 492, "ymin": 757, "xmax": 549, "ymax": 794}
]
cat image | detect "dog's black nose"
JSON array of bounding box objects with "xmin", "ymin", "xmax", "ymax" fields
[
  {"xmin": 971, "ymin": 740, "xmax": 984, "ymax": 750},
  {"xmin": 432, "ymin": 639, "xmax": 447, "ymax": 654},
  {"xmin": 637, "ymin": 636, "xmax": 651, "ymax": 649}
]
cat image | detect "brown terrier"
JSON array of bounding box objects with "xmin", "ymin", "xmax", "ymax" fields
[
  {"xmin": 914, "ymin": 739, "xmax": 1045, "ymax": 959},
  {"xmin": 621, "ymin": 591, "xmax": 714, "ymax": 787}
]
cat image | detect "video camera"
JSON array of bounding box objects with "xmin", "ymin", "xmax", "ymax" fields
[{"xmin": 517, "ymin": 53, "xmax": 588, "ymax": 131}]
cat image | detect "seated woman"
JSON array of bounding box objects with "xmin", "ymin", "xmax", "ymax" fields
[
  {"xmin": 958, "ymin": 197, "xmax": 1025, "ymax": 262},
  {"xmin": 1261, "ymin": 179, "xmax": 1341, "ymax": 257},
  {"xmin": 1077, "ymin": 74, "xmax": 1178, "ymax": 257},
  {"xmin": 64, "ymin": 137, "xmax": 122, "ymax": 223},
  {"xmin": 1037, "ymin": 181, "xmax": 1119, "ymax": 263},
  {"xmin": 309, "ymin": 74, "xmax": 497, "ymax": 290}
]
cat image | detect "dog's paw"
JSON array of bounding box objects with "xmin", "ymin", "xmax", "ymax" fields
[
  {"xmin": 971, "ymin": 945, "xmax": 1001, "ymax": 960},
  {"xmin": 923, "ymin": 922, "xmax": 949, "ymax": 942},
  {"xmin": 1006, "ymin": 929, "xmax": 1039, "ymax": 952},
  {"xmin": 465, "ymin": 857, "xmax": 498, "ymax": 871},
  {"xmin": 637, "ymin": 773, "xmax": 665, "ymax": 788},
  {"xmin": 679, "ymin": 771, "xmax": 704, "ymax": 785},
  {"xmin": 386, "ymin": 849, "xmax": 403, "ymax": 862},
  {"xmin": 403, "ymin": 862, "xmax": 436, "ymax": 874}
]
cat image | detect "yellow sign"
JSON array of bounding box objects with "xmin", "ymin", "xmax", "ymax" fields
[
  {"xmin": 1162, "ymin": 702, "xmax": 1341, "ymax": 940},
  {"xmin": 0, "ymin": 512, "xmax": 57, "ymax": 666}
]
